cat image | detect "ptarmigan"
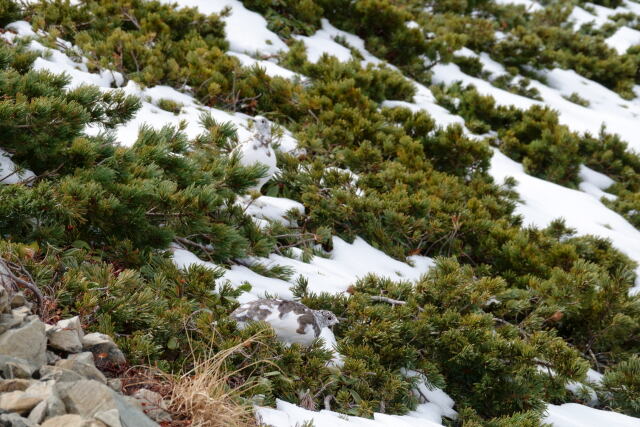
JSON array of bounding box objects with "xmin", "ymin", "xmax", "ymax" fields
[
  {"xmin": 231, "ymin": 298, "xmax": 339, "ymax": 346},
  {"xmin": 236, "ymin": 116, "xmax": 278, "ymax": 192}
]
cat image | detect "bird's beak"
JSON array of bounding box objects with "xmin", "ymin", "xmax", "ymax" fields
[{"xmin": 249, "ymin": 117, "xmax": 256, "ymax": 122}]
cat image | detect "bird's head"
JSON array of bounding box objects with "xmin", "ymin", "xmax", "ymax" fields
[
  {"xmin": 250, "ymin": 115, "xmax": 271, "ymax": 139},
  {"xmin": 316, "ymin": 310, "xmax": 339, "ymax": 328}
]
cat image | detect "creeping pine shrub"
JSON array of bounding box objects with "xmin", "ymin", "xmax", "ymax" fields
[
  {"xmin": 242, "ymin": 0, "xmax": 323, "ymax": 37},
  {"xmin": 578, "ymin": 129, "xmax": 640, "ymax": 227},
  {"xmin": 8, "ymin": 0, "xmax": 640, "ymax": 421},
  {"xmin": 28, "ymin": 0, "xmax": 305, "ymax": 116},
  {"xmin": 0, "ymin": 42, "xmax": 274, "ymax": 264},
  {"xmin": 492, "ymin": 24, "xmax": 637, "ymax": 98},
  {"xmin": 301, "ymin": 258, "xmax": 588, "ymax": 422},
  {"xmin": 311, "ymin": 0, "xmax": 464, "ymax": 77},
  {"xmin": 434, "ymin": 85, "xmax": 583, "ymax": 186},
  {"xmin": 601, "ymin": 356, "xmax": 640, "ymax": 416},
  {"xmin": 0, "ymin": 45, "xmax": 139, "ymax": 173},
  {"xmin": 0, "ymin": 0, "xmax": 21, "ymax": 25}
]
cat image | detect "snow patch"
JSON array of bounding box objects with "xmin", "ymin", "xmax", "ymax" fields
[
  {"xmin": 256, "ymin": 398, "xmax": 449, "ymax": 427},
  {"xmin": 295, "ymin": 19, "xmax": 385, "ymax": 67},
  {"xmin": 160, "ymin": 0, "xmax": 287, "ymax": 55},
  {"xmin": 606, "ymin": 26, "xmax": 640, "ymax": 54},
  {"xmin": 545, "ymin": 403, "xmax": 640, "ymax": 427},
  {"xmin": 494, "ymin": 0, "xmax": 543, "ymax": 11},
  {"xmin": 490, "ymin": 149, "xmax": 640, "ymax": 294},
  {"xmin": 0, "ymin": 149, "xmax": 35, "ymax": 185},
  {"xmin": 228, "ymin": 52, "xmax": 306, "ymax": 80}
]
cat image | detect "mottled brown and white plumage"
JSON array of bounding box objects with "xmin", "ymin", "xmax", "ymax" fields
[{"xmin": 231, "ymin": 298, "xmax": 338, "ymax": 346}]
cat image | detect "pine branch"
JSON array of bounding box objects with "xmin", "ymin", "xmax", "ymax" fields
[{"xmin": 174, "ymin": 236, "xmax": 215, "ymax": 263}]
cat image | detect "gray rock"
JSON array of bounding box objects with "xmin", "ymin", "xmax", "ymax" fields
[
  {"xmin": 24, "ymin": 380, "xmax": 56, "ymax": 401},
  {"xmin": 39, "ymin": 365, "xmax": 85, "ymax": 383},
  {"xmin": 56, "ymin": 316, "xmax": 84, "ymax": 337},
  {"xmin": 0, "ymin": 286, "xmax": 9, "ymax": 313},
  {"xmin": 0, "ymin": 412, "xmax": 37, "ymax": 427},
  {"xmin": 59, "ymin": 380, "xmax": 158, "ymax": 427},
  {"xmin": 0, "ymin": 317, "xmax": 46, "ymax": 367},
  {"xmin": 94, "ymin": 408, "xmax": 122, "ymax": 427},
  {"xmin": 48, "ymin": 317, "xmax": 84, "ymax": 353},
  {"xmin": 106, "ymin": 378, "xmax": 122, "ymax": 393},
  {"xmin": 24, "ymin": 386, "xmax": 66, "ymax": 424},
  {"xmin": 55, "ymin": 359, "xmax": 107, "ymax": 384},
  {"xmin": 0, "ymin": 356, "xmax": 37, "ymax": 379},
  {"xmin": 46, "ymin": 350, "xmax": 61, "ymax": 365},
  {"xmin": 120, "ymin": 396, "xmax": 143, "ymax": 411},
  {"xmin": 0, "ymin": 379, "xmax": 32, "ymax": 393},
  {"xmin": 0, "ymin": 312, "xmax": 23, "ymax": 335},
  {"xmin": 131, "ymin": 389, "xmax": 171, "ymax": 423},
  {"xmin": 68, "ymin": 352, "xmax": 96, "ymax": 366},
  {"xmin": 0, "ymin": 391, "xmax": 43, "ymax": 414},
  {"xmin": 44, "ymin": 392, "xmax": 67, "ymax": 419},
  {"xmin": 40, "ymin": 414, "xmax": 94, "ymax": 427},
  {"xmin": 81, "ymin": 333, "xmax": 126, "ymax": 365},
  {"xmin": 9, "ymin": 293, "xmax": 28, "ymax": 309},
  {"xmin": 27, "ymin": 400, "xmax": 47, "ymax": 425},
  {"xmin": 11, "ymin": 306, "xmax": 31, "ymax": 321}
]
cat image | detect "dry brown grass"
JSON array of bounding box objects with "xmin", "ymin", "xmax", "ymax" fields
[{"xmin": 164, "ymin": 334, "xmax": 272, "ymax": 427}]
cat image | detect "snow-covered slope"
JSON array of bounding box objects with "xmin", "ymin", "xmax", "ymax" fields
[{"xmin": 5, "ymin": 0, "xmax": 640, "ymax": 423}]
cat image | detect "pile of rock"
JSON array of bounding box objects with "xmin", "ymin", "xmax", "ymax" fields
[{"xmin": 0, "ymin": 288, "xmax": 170, "ymax": 427}]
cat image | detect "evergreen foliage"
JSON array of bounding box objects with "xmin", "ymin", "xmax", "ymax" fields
[
  {"xmin": 3, "ymin": 0, "xmax": 640, "ymax": 423},
  {"xmin": 601, "ymin": 356, "xmax": 640, "ymax": 416}
]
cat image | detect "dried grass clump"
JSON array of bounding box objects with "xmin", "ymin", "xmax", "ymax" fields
[{"xmin": 165, "ymin": 335, "xmax": 270, "ymax": 427}]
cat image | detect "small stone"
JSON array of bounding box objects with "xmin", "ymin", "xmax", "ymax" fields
[
  {"xmin": 0, "ymin": 355, "xmax": 37, "ymax": 379},
  {"xmin": 106, "ymin": 378, "xmax": 122, "ymax": 393},
  {"xmin": 39, "ymin": 365, "xmax": 85, "ymax": 383},
  {"xmin": 0, "ymin": 312, "xmax": 23, "ymax": 334},
  {"xmin": 48, "ymin": 317, "xmax": 84, "ymax": 353},
  {"xmin": 57, "ymin": 316, "xmax": 84, "ymax": 338},
  {"xmin": 11, "ymin": 306, "xmax": 32, "ymax": 320},
  {"xmin": 94, "ymin": 408, "xmax": 122, "ymax": 427},
  {"xmin": 24, "ymin": 380, "xmax": 56, "ymax": 401},
  {"xmin": 55, "ymin": 359, "xmax": 107, "ymax": 384},
  {"xmin": 59, "ymin": 380, "xmax": 158, "ymax": 427},
  {"xmin": 0, "ymin": 412, "xmax": 37, "ymax": 427},
  {"xmin": 0, "ymin": 390, "xmax": 43, "ymax": 414},
  {"xmin": 0, "ymin": 317, "xmax": 47, "ymax": 367},
  {"xmin": 22, "ymin": 384, "xmax": 67, "ymax": 421},
  {"xmin": 81, "ymin": 333, "xmax": 126, "ymax": 366},
  {"xmin": 0, "ymin": 286, "xmax": 9, "ymax": 313},
  {"xmin": 121, "ymin": 396, "xmax": 143, "ymax": 411},
  {"xmin": 45, "ymin": 393, "xmax": 67, "ymax": 418},
  {"xmin": 0, "ymin": 378, "xmax": 32, "ymax": 393},
  {"xmin": 46, "ymin": 350, "xmax": 61, "ymax": 365},
  {"xmin": 131, "ymin": 389, "xmax": 171, "ymax": 422},
  {"xmin": 27, "ymin": 400, "xmax": 47, "ymax": 424},
  {"xmin": 41, "ymin": 414, "xmax": 91, "ymax": 427},
  {"xmin": 10, "ymin": 293, "xmax": 28, "ymax": 308},
  {"xmin": 68, "ymin": 352, "xmax": 96, "ymax": 366}
]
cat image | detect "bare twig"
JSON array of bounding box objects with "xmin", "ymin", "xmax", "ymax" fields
[
  {"xmin": 121, "ymin": 8, "xmax": 141, "ymax": 30},
  {"xmin": 370, "ymin": 295, "xmax": 425, "ymax": 312},
  {"xmin": 0, "ymin": 258, "xmax": 43, "ymax": 314},
  {"xmin": 370, "ymin": 295, "xmax": 407, "ymax": 306},
  {"xmin": 0, "ymin": 169, "xmax": 19, "ymax": 184},
  {"xmin": 174, "ymin": 236, "xmax": 215, "ymax": 263}
]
